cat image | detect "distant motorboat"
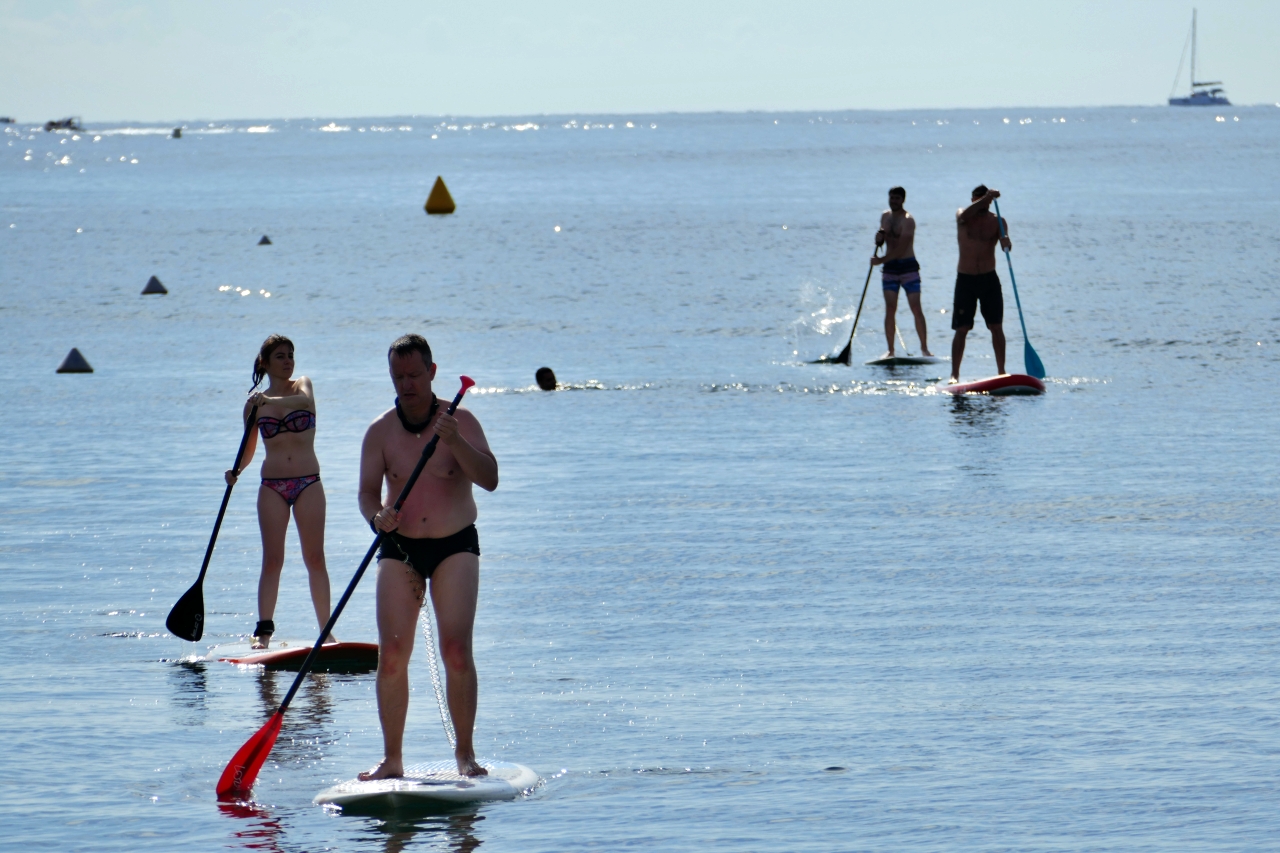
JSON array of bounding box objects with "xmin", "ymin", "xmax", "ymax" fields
[
  {"xmin": 44, "ymin": 116, "xmax": 83, "ymax": 132},
  {"xmin": 1168, "ymin": 9, "xmax": 1229, "ymax": 106},
  {"xmin": 0, "ymin": 116, "xmax": 15, "ymax": 124}
]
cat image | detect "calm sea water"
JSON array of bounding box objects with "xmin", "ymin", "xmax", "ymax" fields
[{"xmin": 2, "ymin": 106, "xmax": 1278, "ymax": 851}]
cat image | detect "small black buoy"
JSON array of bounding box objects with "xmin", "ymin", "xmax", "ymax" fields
[
  {"xmin": 424, "ymin": 176, "xmax": 456, "ymax": 215},
  {"xmin": 258, "ymin": 235, "xmax": 272, "ymax": 245},
  {"xmin": 535, "ymin": 367, "xmax": 557, "ymax": 391},
  {"xmin": 822, "ymin": 766, "xmax": 847, "ymax": 773},
  {"xmin": 141, "ymin": 275, "xmax": 167, "ymax": 295},
  {"xmin": 56, "ymin": 348, "xmax": 94, "ymax": 373},
  {"xmin": 171, "ymin": 127, "xmax": 182, "ymax": 139}
]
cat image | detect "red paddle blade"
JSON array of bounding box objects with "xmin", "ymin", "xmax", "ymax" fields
[
  {"xmin": 458, "ymin": 375, "xmax": 475, "ymax": 392},
  {"xmin": 216, "ymin": 711, "xmax": 283, "ymax": 799}
]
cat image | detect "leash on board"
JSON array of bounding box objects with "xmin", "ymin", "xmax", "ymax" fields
[{"xmin": 420, "ymin": 609, "xmax": 457, "ymax": 749}]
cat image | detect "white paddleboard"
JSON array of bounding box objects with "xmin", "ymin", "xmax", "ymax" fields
[
  {"xmin": 865, "ymin": 355, "xmax": 948, "ymax": 366},
  {"xmin": 314, "ymin": 760, "xmax": 539, "ymax": 809}
]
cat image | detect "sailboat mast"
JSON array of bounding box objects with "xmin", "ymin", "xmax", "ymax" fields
[{"xmin": 1191, "ymin": 8, "xmax": 1197, "ymax": 87}]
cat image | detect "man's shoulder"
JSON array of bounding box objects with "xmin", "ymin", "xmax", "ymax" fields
[
  {"xmin": 364, "ymin": 407, "xmax": 397, "ymax": 437},
  {"xmin": 454, "ymin": 404, "xmax": 484, "ymax": 426}
]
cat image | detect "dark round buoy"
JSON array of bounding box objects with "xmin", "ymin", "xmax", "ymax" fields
[
  {"xmin": 56, "ymin": 348, "xmax": 93, "ymax": 373},
  {"xmin": 424, "ymin": 176, "xmax": 456, "ymax": 215},
  {"xmin": 141, "ymin": 275, "xmax": 167, "ymax": 295},
  {"xmin": 258, "ymin": 235, "xmax": 272, "ymax": 245},
  {"xmin": 171, "ymin": 127, "xmax": 182, "ymax": 139},
  {"xmin": 535, "ymin": 367, "xmax": 557, "ymax": 391}
]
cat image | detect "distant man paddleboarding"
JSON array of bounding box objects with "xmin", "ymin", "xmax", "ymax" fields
[
  {"xmin": 358, "ymin": 334, "xmax": 498, "ymax": 779},
  {"xmin": 950, "ymin": 185, "xmax": 1011, "ymax": 381},
  {"xmin": 870, "ymin": 186, "xmax": 932, "ymax": 358}
]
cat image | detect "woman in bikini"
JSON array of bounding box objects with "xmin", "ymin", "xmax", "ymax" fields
[{"xmin": 226, "ymin": 334, "xmax": 335, "ymax": 649}]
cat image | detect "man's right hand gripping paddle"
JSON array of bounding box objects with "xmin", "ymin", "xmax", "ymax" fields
[{"xmin": 216, "ymin": 376, "xmax": 475, "ymax": 800}]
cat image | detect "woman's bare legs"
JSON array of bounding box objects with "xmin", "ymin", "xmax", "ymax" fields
[
  {"xmin": 254, "ymin": 485, "xmax": 290, "ymax": 648},
  {"xmin": 291, "ymin": 481, "xmax": 335, "ymax": 642}
]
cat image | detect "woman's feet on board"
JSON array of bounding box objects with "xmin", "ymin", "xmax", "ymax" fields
[
  {"xmin": 358, "ymin": 758, "xmax": 405, "ymax": 781},
  {"xmin": 251, "ymin": 619, "xmax": 274, "ymax": 650}
]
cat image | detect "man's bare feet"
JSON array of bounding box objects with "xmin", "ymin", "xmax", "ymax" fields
[
  {"xmin": 922, "ymin": 350, "xmax": 934, "ymax": 357},
  {"xmin": 457, "ymin": 751, "xmax": 488, "ymax": 778},
  {"xmin": 357, "ymin": 759, "xmax": 404, "ymax": 781}
]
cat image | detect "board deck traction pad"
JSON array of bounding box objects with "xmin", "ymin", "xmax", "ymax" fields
[{"xmin": 314, "ymin": 760, "xmax": 539, "ymax": 806}]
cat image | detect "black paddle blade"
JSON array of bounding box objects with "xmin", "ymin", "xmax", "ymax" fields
[
  {"xmin": 166, "ymin": 582, "xmax": 205, "ymax": 642},
  {"xmin": 809, "ymin": 342, "xmax": 852, "ymax": 365}
]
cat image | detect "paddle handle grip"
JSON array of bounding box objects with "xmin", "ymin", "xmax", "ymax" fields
[{"xmin": 276, "ymin": 378, "xmax": 474, "ymax": 713}]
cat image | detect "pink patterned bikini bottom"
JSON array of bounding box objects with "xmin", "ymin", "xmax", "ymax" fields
[{"xmin": 261, "ymin": 474, "xmax": 320, "ymax": 506}]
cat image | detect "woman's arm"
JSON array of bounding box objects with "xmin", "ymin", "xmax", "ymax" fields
[
  {"xmin": 225, "ymin": 400, "xmax": 260, "ymax": 484},
  {"xmin": 254, "ymin": 376, "xmax": 316, "ymax": 410}
]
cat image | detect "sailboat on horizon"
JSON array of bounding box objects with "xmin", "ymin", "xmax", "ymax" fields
[{"xmin": 1168, "ymin": 8, "xmax": 1230, "ymax": 106}]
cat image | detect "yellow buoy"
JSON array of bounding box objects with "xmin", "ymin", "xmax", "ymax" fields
[{"xmin": 424, "ymin": 176, "xmax": 456, "ymax": 215}]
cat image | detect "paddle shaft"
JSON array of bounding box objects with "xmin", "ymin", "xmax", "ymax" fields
[
  {"xmin": 194, "ymin": 404, "xmax": 258, "ymax": 587},
  {"xmin": 274, "ymin": 382, "xmax": 472, "ymax": 713},
  {"xmin": 992, "ymin": 199, "xmax": 1030, "ymax": 343},
  {"xmin": 843, "ymin": 247, "xmax": 881, "ymax": 353}
]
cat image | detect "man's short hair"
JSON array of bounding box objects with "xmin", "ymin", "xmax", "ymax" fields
[
  {"xmin": 388, "ymin": 333, "xmax": 432, "ymax": 366},
  {"xmin": 972, "ymin": 184, "xmax": 989, "ymax": 200},
  {"xmin": 888, "ymin": 186, "xmax": 906, "ymax": 199}
]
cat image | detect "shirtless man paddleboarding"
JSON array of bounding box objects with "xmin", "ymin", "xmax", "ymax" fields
[
  {"xmin": 950, "ymin": 185, "xmax": 1011, "ymax": 381},
  {"xmin": 357, "ymin": 334, "xmax": 498, "ymax": 779},
  {"xmin": 870, "ymin": 186, "xmax": 933, "ymax": 358}
]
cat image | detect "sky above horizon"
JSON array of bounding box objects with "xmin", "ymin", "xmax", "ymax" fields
[{"xmin": 2, "ymin": 0, "xmax": 1277, "ymax": 123}]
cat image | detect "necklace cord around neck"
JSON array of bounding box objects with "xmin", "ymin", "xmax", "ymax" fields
[{"xmin": 395, "ymin": 394, "xmax": 439, "ymax": 434}]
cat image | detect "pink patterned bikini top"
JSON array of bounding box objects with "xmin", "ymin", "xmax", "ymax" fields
[{"xmin": 257, "ymin": 409, "xmax": 315, "ymax": 439}]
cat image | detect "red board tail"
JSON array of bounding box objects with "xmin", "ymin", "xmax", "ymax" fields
[{"xmin": 216, "ymin": 712, "xmax": 283, "ymax": 799}]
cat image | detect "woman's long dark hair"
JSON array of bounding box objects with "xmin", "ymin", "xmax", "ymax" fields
[{"xmin": 251, "ymin": 334, "xmax": 294, "ymax": 393}]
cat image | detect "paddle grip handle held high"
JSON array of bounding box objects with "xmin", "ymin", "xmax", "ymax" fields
[{"xmin": 276, "ymin": 377, "xmax": 475, "ymax": 713}]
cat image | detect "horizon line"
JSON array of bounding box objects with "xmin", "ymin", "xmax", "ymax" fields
[{"xmin": 12, "ymin": 102, "xmax": 1278, "ymax": 127}]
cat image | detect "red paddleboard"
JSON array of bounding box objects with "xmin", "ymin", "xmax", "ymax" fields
[
  {"xmin": 938, "ymin": 374, "xmax": 1045, "ymax": 396},
  {"xmin": 219, "ymin": 641, "xmax": 379, "ymax": 672}
]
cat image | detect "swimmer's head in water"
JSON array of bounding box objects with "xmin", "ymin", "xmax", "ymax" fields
[
  {"xmin": 251, "ymin": 334, "xmax": 294, "ymax": 391},
  {"xmin": 535, "ymin": 367, "xmax": 557, "ymax": 391},
  {"xmin": 972, "ymin": 184, "xmax": 989, "ymax": 201}
]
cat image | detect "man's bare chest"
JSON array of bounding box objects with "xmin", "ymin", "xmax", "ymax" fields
[{"xmin": 385, "ymin": 435, "xmax": 459, "ymax": 487}]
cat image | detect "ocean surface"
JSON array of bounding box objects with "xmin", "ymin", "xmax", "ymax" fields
[{"xmin": 2, "ymin": 105, "xmax": 1278, "ymax": 851}]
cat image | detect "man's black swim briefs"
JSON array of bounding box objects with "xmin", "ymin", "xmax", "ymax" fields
[
  {"xmin": 952, "ymin": 270, "xmax": 1004, "ymax": 330},
  {"xmin": 377, "ymin": 525, "xmax": 480, "ymax": 579}
]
